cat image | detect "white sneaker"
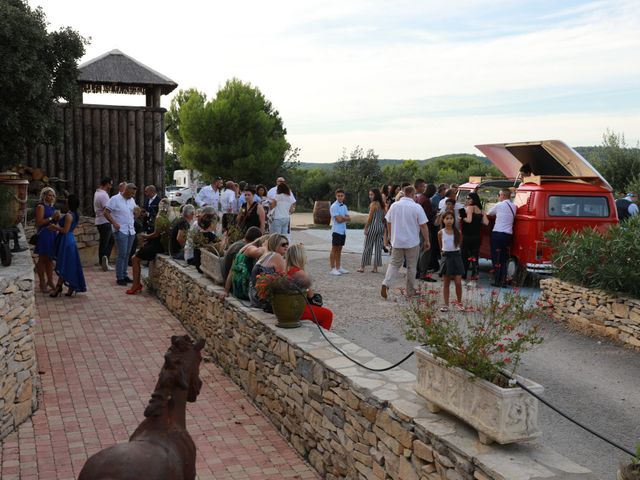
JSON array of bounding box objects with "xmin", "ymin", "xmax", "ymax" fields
[
  {"xmin": 330, "ymin": 268, "xmax": 342, "ymax": 276},
  {"xmin": 101, "ymin": 255, "xmax": 109, "ymax": 272},
  {"xmin": 338, "ymin": 268, "xmax": 349, "ymax": 274}
]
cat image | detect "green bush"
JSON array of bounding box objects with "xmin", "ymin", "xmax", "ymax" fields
[{"xmin": 545, "ymin": 215, "xmax": 640, "ymax": 298}]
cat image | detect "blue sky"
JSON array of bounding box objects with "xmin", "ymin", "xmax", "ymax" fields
[{"xmin": 34, "ymin": 0, "xmax": 640, "ymax": 162}]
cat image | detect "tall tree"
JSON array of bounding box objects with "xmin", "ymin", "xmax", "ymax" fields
[
  {"xmin": 178, "ymin": 78, "xmax": 290, "ymax": 184},
  {"xmin": 165, "ymin": 88, "xmax": 207, "ymax": 159},
  {"xmin": 0, "ymin": 0, "xmax": 86, "ymax": 170},
  {"xmin": 333, "ymin": 146, "xmax": 382, "ymax": 211},
  {"xmin": 593, "ymin": 129, "xmax": 640, "ymax": 193}
]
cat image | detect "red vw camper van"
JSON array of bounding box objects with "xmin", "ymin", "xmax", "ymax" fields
[{"xmin": 457, "ymin": 140, "xmax": 617, "ymax": 279}]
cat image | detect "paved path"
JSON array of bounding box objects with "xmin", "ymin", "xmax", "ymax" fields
[
  {"xmin": 0, "ymin": 270, "xmax": 318, "ymax": 480},
  {"xmin": 291, "ymin": 227, "xmax": 640, "ymax": 480}
]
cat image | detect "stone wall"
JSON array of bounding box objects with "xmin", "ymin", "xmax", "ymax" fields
[
  {"xmin": 26, "ymin": 216, "xmax": 100, "ymax": 267},
  {"xmin": 0, "ymin": 235, "xmax": 39, "ymax": 440},
  {"xmin": 150, "ymin": 256, "xmax": 595, "ymax": 480},
  {"xmin": 541, "ymin": 278, "xmax": 640, "ymax": 350}
]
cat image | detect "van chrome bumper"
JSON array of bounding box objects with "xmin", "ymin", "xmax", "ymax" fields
[{"xmin": 526, "ymin": 263, "xmax": 555, "ymax": 274}]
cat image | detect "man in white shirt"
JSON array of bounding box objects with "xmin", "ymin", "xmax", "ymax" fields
[
  {"xmin": 381, "ymin": 186, "xmax": 430, "ymax": 299},
  {"xmin": 195, "ymin": 177, "xmax": 222, "ymax": 211},
  {"xmin": 94, "ymin": 177, "xmax": 114, "ymax": 271},
  {"xmin": 104, "ymin": 183, "xmax": 138, "ymax": 286},
  {"xmin": 267, "ymin": 177, "xmax": 297, "ymax": 203},
  {"xmin": 487, "ymin": 188, "xmax": 517, "ymax": 287}
]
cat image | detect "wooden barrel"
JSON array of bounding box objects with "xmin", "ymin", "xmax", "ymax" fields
[{"xmin": 313, "ymin": 200, "xmax": 331, "ymax": 225}]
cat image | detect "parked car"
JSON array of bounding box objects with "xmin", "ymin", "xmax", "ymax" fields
[
  {"xmin": 166, "ymin": 186, "xmax": 201, "ymax": 206},
  {"xmin": 457, "ymin": 140, "xmax": 617, "ymax": 280}
]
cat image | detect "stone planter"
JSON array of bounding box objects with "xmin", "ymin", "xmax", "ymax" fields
[
  {"xmin": 414, "ymin": 346, "xmax": 543, "ymax": 445},
  {"xmin": 271, "ymin": 291, "xmax": 305, "ymax": 328},
  {"xmin": 200, "ymin": 249, "xmax": 225, "ymax": 285}
]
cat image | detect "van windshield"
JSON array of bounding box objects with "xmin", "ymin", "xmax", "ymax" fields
[{"xmin": 548, "ymin": 196, "xmax": 609, "ymax": 217}]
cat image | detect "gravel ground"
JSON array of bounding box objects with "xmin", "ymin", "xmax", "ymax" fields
[{"xmin": 291, "ymin": 225, "xmax": 640, "ymax": 480}]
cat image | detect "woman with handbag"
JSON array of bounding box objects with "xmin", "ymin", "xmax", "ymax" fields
[
  {"xmin": 286, "ymin": 244, "xmax": 333, "ymax": 330},
  {"xmin": 237, "ymin": 186, "xmax": 265, "ymax": 235},
  {"xmin": 33, "ymin": 187, "xmax": 59, "ymax": 293}
]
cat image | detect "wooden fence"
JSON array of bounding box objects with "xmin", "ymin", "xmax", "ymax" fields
[{"xmin": 23, "ymin": 103, "xmax": 166, "ymax": 214}]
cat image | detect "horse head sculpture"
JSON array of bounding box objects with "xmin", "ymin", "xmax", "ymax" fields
[{"xmin": 78, "ymin": 335, "xmax": 206, "ymax": 480}]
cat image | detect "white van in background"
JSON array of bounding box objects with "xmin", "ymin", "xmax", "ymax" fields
[{"xmin": 166, "ymin": 169, "xmax": 203, "ymax": 206}]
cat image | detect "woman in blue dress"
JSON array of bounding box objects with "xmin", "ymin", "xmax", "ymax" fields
[
  {"xmin": 48, "ymin": 194, "xmax": 87, "ymax": 297},
  {"xmin": 34, "ymin": 187, "xmax": 59, "ymax": 293}
]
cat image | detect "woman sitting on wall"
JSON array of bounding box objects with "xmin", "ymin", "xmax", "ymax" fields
[
  {"xmin": 126, "ymin": 199, "xmax": 172, "ymax": 295},
  {"xmin": 286, "ymin": 244, "xmax": 333, "ymax": 330},
  {"xmin": 248, "ymin": 234, "xmax": 289, "ymax": 310}
]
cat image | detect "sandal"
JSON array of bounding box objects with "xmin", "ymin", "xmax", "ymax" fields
[
  {"xmin": 356, "ymin": 268, "xmax": 364, "ymax": 273},
  {"xmin": 439, "ymin": 306, "xmax": 449, "ymax": 312},
  {"xmin": 456, "ymin": 304, "xmax": 466, "ymax": 312}
]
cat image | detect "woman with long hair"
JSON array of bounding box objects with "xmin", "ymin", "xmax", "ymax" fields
[
  {"xmin": 461, "ymin": 192, "xmax": 485, "ymax": 281},
  {"xmin": 249, "ymin": 234, "xmax": 289, "ymax": 309},
  {"xmin": 47, "ymin": 194, "xmax": 86, "ymax": 297},
  {"xmin": 34, "ymin": 187, "xmax": 59, "ymax": 293},
  {"xmin": 237, "ymin": 186, "xmax": 265, "ymax": 235},
  {"xmin": 269, "ymin": 183, "xmax": 295, "ymax": 235},
  {"xmin": 438, "ymin": 211, "xmax": 465, "ymax": 311},
  {"xmin": 357, "ymin": 188, "xmax": 385, "ymax": 273},
  {"xmin": 286, "ymin": 244, "xmax": 333, "ymax": 329}
]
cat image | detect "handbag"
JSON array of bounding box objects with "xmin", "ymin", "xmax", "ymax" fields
[
  {"xmin": 309, "ymin": 293, "xmax": 323, "ymax": 307},
  {"xmin": 28, "ymin": 233, "xmax": 39, "ymax": 246}
]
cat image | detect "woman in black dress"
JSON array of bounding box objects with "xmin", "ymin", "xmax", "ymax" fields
[
  {"xmin": 237, "ymin": 186, "xmax": 265, "ymax": 235},
  {"xmin": 461, "ymin": 192, "xmax": 485, "ymax": 280}
]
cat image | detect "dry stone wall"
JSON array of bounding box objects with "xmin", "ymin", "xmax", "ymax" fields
[
  {"xmin": 541, "ymin": 278, "xmax": 640, "ymax": 350},
  {"xmin": 0, "ymin": 237, "xmax": 39, "ymax": 440},
  {"xmin": 151, "ymin": 256, "xmax": 595, "ymax": 480}
]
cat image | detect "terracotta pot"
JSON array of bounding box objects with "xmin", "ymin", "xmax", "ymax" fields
[
  {"xmin": 0, "ymin": 171, "xmax": 29, "ymax": 228},
  {"xmin": 414, "ymin": 346, "xmax": 543, "ymax": 445},
  {"xmin": 271, "ymin": 291, "xmax": 305, "ymax": 328},
  {"xmin": 312, "ymin": 201, "xmax": 331, "ymax": 225}
]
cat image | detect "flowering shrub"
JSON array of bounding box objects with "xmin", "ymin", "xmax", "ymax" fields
[
  {"xmin": 255, "ymin": 272, "xmax": 308, "ymax": 302},
  {"xmin": 404, "ymin": 288, "xmax": 548, "ymax": 385},
  {"xmin": 545, "ymin": 215, "xmax": 640, "ymax": 298}
]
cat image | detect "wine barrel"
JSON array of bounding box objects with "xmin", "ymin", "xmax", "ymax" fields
[{"xmin": 313, "ymin": 200, "xmax": 331, "ymax": 225}]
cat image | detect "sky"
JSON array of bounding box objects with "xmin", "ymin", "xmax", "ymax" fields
[{"xmin": 33, "ymin": 0, "xmax": 640, "ymax": 163}]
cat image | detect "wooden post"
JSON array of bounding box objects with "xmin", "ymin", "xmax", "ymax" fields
[
  {"xmin": 145, "ymin": 88, "xmax": 153, "ymax": 108},
  {"xmin": 136, "ymin": 109, "xmax": 144, "ymax": 194},
  {"xmin": 84, "ymin": 107, "xmax": 93, "ymax": 209},
  {"xmin": 152, "ymin": 86, "xmax": 162, "ymax": 109},
  {"xmin": 110, "ymin": 109, "xmax": 119, "ymax": 187},
  {"xmin": 128, "ymin": 110, "xmax": 136, "ymax": 188},
  {"xmin": 73, "ymin": 106, "xmax": 83, "ymax": 202},
  {"xmin": 101, "ymin": 109, "xmax": 110, "ymax": 183},
  {"xmin": 118, "ymin": 110, "xmax": 128, "ymax": 183},
  {"xmin": 92, "ymin": 108, "xmax": 102, "ymax": 190},
  {"xmin": 64, "ymin": 105, "xmax": 74, "ymax": 186},
  {"xmin": 152, "ymin": 111, "xmax": 163, "ymax": 192}
]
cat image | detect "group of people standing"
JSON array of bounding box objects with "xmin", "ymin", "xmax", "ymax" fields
[{"xmin": 335, "ymin": 180, "xmax": 517, "ymax": 310}]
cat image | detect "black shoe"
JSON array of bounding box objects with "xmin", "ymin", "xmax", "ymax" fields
[
  {"xmin": 422, "ymin": 277, "xmax": 438, "ymax": 283},
  {"xmin": 124, "ymin": 276, "xmax": 133, "ymax": 283},
  {"xmin": 116, "ymin": 279, "xmax": 127, "ymax": 286}
]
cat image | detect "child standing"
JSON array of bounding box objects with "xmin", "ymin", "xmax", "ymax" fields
[
  {"xmin": 329, "ymin": 189, "xmax": 351, "ymax": 275},
  {"xmin": 438, "ymin": 211, "xmax": 465, "ymax": 311}
]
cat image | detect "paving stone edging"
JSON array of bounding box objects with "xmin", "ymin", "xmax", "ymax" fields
[
  {"xmin": 151, "ymin": 255, "xmax": 595, "ymax": 480},
  {"xmin": 0, "ymin": 236, "xmax": 39, "ymax": 441},
  {"xmin": 541, "ymin": 278, "xmax": 640, "ymax": 351}
]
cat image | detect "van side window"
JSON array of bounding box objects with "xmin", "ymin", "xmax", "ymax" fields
[{"xmin": 548, "ymin": 196, "xmax": 609, "ymax": 217}]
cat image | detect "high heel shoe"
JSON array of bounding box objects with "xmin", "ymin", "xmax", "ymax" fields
[
  {"xmin": 126, "ymin": 284, "xmax": 143, "ymax": 295},
  {"xmin": 49, "ymin": 285, "xmax": 63, "ymax": 298},
  {"xmin": 65, "ymin": 289, "xmax": 76, "ymax": 297}
]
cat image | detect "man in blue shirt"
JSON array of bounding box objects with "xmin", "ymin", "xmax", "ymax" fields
[{"xmin": 330, "ymin": 189, "xmax": 351, "ymax": 275}]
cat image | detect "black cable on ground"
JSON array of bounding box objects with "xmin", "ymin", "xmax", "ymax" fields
[
  {"xmin": 300, "ymin": 290, "xmax": 416, "ymax": 372},
  {"xmin": 505, "ymin": 374, "xmax": 636, "ymax": 458}
]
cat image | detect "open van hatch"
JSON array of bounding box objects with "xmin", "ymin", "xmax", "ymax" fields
[{"xmin": 475, "ymin": 140, "xmax": 612, "ymax": 191}]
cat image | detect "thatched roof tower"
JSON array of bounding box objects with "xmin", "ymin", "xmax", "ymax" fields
[{"xmin": 77, "ymin": 49, "xmax": 177, "ymax": 107}]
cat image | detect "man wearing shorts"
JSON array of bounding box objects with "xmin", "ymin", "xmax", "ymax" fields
[{"xmin": 329, "ymin": 189, "xmax": 350, "ymax": 276}]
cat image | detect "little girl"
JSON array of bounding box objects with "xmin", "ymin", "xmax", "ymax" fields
[{"xmin": 438, "ymin": 211, "xmax": 465, "ymax": 312}]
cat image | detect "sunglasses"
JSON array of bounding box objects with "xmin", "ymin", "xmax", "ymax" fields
[{"xmin": 280, "ymin": 242, "xmax": 289, "ymax": 247}]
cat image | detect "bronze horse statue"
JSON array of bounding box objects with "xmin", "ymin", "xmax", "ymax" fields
[{"xmin": 78, "ymin": 335, "xmax": 206, "ymax": 480}]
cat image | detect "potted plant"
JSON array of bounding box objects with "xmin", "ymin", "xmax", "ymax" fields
[
  {"xmin": 255, "ymin": 271, "xmax": 307, "ymax": 328},
  {"xmin": 404, "ymin": 289, "xmax": 549, "ymax": 445},
  {"xmin": 618, "ymin": 444, "xmax": 640, "ymax": 480}
]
